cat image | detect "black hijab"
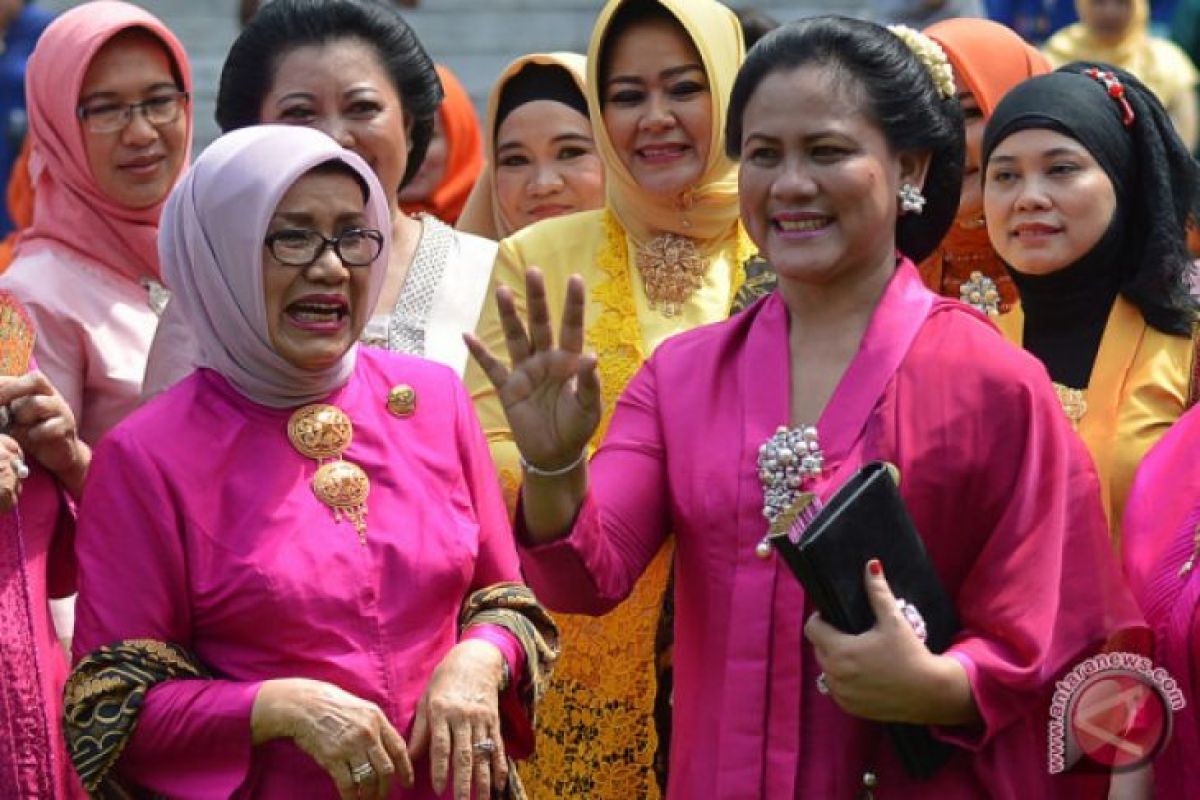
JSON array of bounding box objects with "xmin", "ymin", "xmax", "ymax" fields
[
  {"xmin": 982, "ymin": 65, "xmax": 1198, "ymax": 387},
  {"xmin": 495, "ymin": 63, "xmax": 589, "ymax": 136}
]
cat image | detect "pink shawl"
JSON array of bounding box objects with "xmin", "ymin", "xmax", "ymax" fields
[{"xmin": 16, "ymin": 1, "xmax": 193, "ymax": 284}]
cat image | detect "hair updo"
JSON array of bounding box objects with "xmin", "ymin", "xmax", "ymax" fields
[
  {"xmin": 216, "ymin": 0, "xmax": 442, "ymax": 191},
  {"xmin": 726, "ymin": 15, "xmax": 965, "ymax": 263}
]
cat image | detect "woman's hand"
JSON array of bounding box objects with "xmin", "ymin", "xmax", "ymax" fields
[
  {"xmin": 409, "ymin": 640, "xmax": 508, "ymax": 800},
  {"xmin": 0, "ymin": 372, "xmax": 90, "ymax": 498},
  {"xmin": 251, "ymin": 678, "xmax": 414, "ymax": 800},
  {"xmin": 465, "ymin": 268, "xmax": 602, "ymax": 473},
  {"xmin": 0, "ymin": 434, "xmax": 25, "ymax": 513},
  {"xmin": 804, "ymin": 560, "xmax": 981, "ymax": 727}
]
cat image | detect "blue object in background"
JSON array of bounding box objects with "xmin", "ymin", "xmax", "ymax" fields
[
  {"xmin": 0, "ymin": 3, "xmax": 54, "ymax": 236},
  {"xmin": 989, "ymin": 1, "xmax": 1180, "ymax": 43},
  {"xmin": 987, "ymin": 0, "xmax": 1075, "ymax": 43}
]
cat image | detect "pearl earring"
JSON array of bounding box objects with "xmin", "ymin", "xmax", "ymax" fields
[{"xmin": 898, "ymin": 183, "xmax": 926, "ymax": 215}]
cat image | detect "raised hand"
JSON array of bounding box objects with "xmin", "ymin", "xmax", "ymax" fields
[{"xmin": 466, "ymin": 268, "xmax": 602, "ymax": 472}]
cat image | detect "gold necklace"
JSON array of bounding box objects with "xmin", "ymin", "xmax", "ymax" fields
[{"xmin": 287, "ymin": 404, "xmax": 370, "ymax": 544}]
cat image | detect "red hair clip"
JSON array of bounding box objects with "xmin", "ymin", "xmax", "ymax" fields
[{"xmin": 1086, "ymin": 67, "xmax": 1135, "ymax": 127}]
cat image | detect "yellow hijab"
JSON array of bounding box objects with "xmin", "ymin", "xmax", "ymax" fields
[
  {"xmin": 457, "ymin": 52, "xmax": 589, "ymax": 241},
  {"xmin": 1044, "ymin": 0, "xmax": 1198, "ymax": 105},
  {"xmin": 587, "ymin": 0, "xmax": 744, "ymax": 248}
]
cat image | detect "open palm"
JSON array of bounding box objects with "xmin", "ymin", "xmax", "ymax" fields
[{"xmin": 466, "ymin": 268, "xmax": 602, "ymax": 471}]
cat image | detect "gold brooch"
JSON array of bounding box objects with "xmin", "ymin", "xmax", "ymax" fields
[
  {"xmin": 959, "ymin": 271, "xmax": 1001, "ymax": 317},
  {"xmin": 287, "ymin": 404, "xmax": 370, "ymax": 544},
  {"xmin": 388, "ymin": 384, "xmax": 416, "ymax": 417},
  {"xmin": 1053, "ymin": 383, "xmax": 1088, "ymax": 429},
  {"xmin": 634, "ymin": 232, "xmax": 707, "ymax": 317}
]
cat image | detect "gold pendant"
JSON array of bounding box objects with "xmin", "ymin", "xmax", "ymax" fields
[
  {"xmin": 288, "ymin": 404, "xmax": 353, "ymax": 459},
  {"xmin": 1053, "ymin": 383, "xmax": 1088, "ymax": 430},
  {"xmin": 288, "ymin": 403, "xmax": 369, "ymax": 544},
  {"xmin": 635, "ymin": 232, "xmax": 707, "ymax": 315},
  {"xmin": 388, "ymin": 384, "xmax": 416, "ymax": 417},
  {"xmin": 313, "ymin": 460, "xmax": 370, "ymax": 544}
]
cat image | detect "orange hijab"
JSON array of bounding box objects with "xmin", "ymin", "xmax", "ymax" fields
[
  {"xmin": 0, "ymin": 139, "xmax": 34, "ymax": 274},
  {"xmin": 400, "ymin": 65, "xmax": 483, "ymax": 224},
  {"xmin": 921, "ymin": 18, "xmax": 1050, "ymax": 313}
]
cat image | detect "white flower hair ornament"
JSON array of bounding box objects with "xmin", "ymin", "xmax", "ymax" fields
[{"xmin": 887, "ymin": 24, "xmax": 956, "ymax": 100}]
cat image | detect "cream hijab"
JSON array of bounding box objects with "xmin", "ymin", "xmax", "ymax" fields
[
  {"xmin": 587, "ymin": 0, "xmax": 744, "ymax": 248},
  {"xmin": 159, "ymin": 125, "xmax": 391, "ymax": 408},
  {"xmin": 1044, "ymin": 0, "xmax": 1198, "ymax": 105},
  {"xmin": 457, "ymin": 52, "xmax": 589, "ymax": 240}
]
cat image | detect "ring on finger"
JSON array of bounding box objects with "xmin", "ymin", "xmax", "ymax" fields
[
  {"xmin": 12, "ymin": 457, "xmax": 28, "ymax": 481},
  {"xmin": 472, "ymin": 738, "xmax": 498, "ymax": 757},
  {"xmin": 816, "ymin": 672, "xmax": 830, "ymax": 696},
  {"xmin": 350, "ymin": 762, "xmax": 375, "ymax": 785}
]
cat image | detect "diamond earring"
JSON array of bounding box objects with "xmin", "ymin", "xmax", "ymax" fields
[{"xmin": 898, "ymin": 183, "xmax": 926, "ymax": 215}]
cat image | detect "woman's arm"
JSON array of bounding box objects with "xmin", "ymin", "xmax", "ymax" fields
[
  {"xmin": 72, "ymin": 430, "xmax": 415, "ymax": 800},
  {"xmin": 72, "ymin": 432, "xmax": 261, "ymax": 797},
  {"xmin": 466, "ymin": 268, "xmax": 601, "ymax": 543}
]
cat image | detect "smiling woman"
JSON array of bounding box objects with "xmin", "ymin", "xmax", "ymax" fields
[
  {"xmin": 0, "ymin": 0, "xmax": 193, "ymax": 446},
  {"xmin": 458, "ymin": 52, "xmax": 605, "ymax": 240},
  {"xmin": 467, "ymin": 16, "xmax": 1146, "ymax": 799},
  {"xmin": 464, "ymin": 2, "xmax": 754, "ymax": 797},
  {"xmin": 981, "ymin": 65, "xmax": 1199, "ymax": 543}
]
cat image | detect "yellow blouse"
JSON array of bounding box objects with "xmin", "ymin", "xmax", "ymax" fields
[
  {"xmin": 996, "ymin": 299, "xmax": 1194, "ymax": 544},
  {"xmin": 466, "ymin": 208, "xmax": 752, "ymax": 799}
]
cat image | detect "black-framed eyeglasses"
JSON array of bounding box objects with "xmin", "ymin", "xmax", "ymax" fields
[
  {"xmin": 76, "ymin": 91, "xmax": 190, "ymax": 134},
  {"xmin": 264, "ymin": 227, "xmax": 385, "ymax": 268}
]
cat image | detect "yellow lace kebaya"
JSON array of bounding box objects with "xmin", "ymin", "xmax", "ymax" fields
[
  {"xmin": 466, "ymin": 1, "xmax": 752, "ymax": 794},
  {"xmin": 469, "ymin": 210, "xmax": 753, "ymax": 800}
]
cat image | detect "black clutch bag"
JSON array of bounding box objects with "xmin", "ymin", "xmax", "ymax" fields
[{"xmin": 769, "ymin": 461, "xmax": 959, "ymax": 780}]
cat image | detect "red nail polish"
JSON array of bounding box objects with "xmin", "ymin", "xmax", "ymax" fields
[{"xmin": 868, "ymin": 559, "xmax": 882, "ymax": 576}]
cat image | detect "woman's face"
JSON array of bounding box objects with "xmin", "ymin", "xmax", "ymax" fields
[
  {"xmin": 79, "ymin": 31, "xmax": 188, "ymax": 209},
  {"xmin": 984, "ymin": 127, "xmax": 1117, "ymax": 276},
  {"xmin": 262, "ymin": 39, "xmax": 409, "ymax": 208},
  {"xmin": 263, "ymin": 168, "xmax": 375, "ymax": 371},
  {"xmin": 494, "ymin": 99, "xmax": 605, "ymax": 232},
  {"xmin": 601, "ymin": 17, "xmax": 712, "ymax": 199},
  {"xmin": 1081, "ymin": 0, "xmax": 1136, "ymax": 44},
  {"xmin": 957, "ymin": 81, "xmax": 985, "ymax": 225},
  {"xmin": 397, "ymin": 113, "xmax": 446, "ymax": 204},
  {"xmin": 738, "ymin": 65, "xmax": 926, "ymax": 287}
]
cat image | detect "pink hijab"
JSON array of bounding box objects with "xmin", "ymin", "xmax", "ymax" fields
[
  {"xmin": 159, "ymin": 125, "xmax": 391, "ymax": 408},
  {"xmin": 17, "ymin": 0, "xmax": 193, "ymax": 284}
]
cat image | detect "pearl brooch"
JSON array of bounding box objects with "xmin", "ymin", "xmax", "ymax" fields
[{"xmin": 756, "ymin": 425, "xmax": 824, "ymax": 558}]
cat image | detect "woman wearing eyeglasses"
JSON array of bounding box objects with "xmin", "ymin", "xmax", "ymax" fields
[
  {"xmin": 0, "ymin": 1, "xmax": 192, "ymax": 446},
  {"xmin": 144, "ymin": 0, "xmax": 498, "ymax": 401},
  {"xmin": 66, "ymin": 124, "xmax": 558, "ymax": 800}
]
